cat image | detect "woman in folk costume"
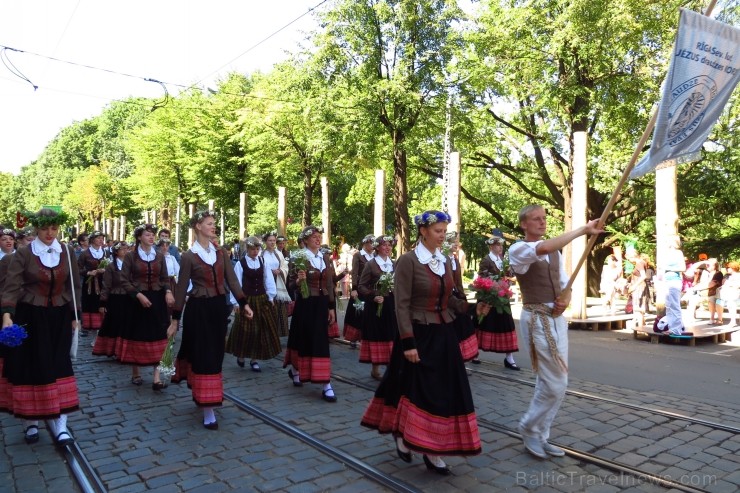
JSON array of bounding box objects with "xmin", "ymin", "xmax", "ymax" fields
[
  {"xmin": 92, "ymin": 242, "xmax": 131, "ymax": 358},
  {"xmin": 361, "ymin": 211, "xmax": 486, "ymax": 475},
  {"xmin": 343, "ymin": 234, "xmax": 374, "ymax": 348},
  {"xmin": 226, "ymin": 236, "xmax": 280, "ymax": 372},
  {"xmin": 357, "ymin": 234, "xmax": 398, "ymax": 380},
  {"xmin": 1, "ymin": 209, "xmax": 82, "ymax": 446},
  {"xmin": 261, "ymin": 231, "xmax": 291, "ymax": 337},
  {"xmin": 0, "ymin": 227, "xmax": 16, "ymax": 259},
  {"xmin": 78, "ymin": 230, "xmax": 107, "ymax": 345},
  {"xmin": 119, "ymin": 224, "xmax": 174, "ymax": 390},
  {"xmin": 474, "ymin": 236, "xmax": 520, "ymax": 370},
  {"xmin": 170, "ymin": 211, "xmax": 252, "ymax": 429},
  {"xmin": 447, "ymin": 231, "xmax": 479, "ymax": 362},
  {"xmin": 284, "ymin": 225, "xmax": 338, "ymax": 402},
  {"xmin": 327, "ymin": 247, "xmax": 348, "ymax": 339}
]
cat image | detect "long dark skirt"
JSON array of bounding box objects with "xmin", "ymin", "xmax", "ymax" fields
[
  {"xmin": 283, "ymin": 294, "xmax": 331, "ymax": 383},
  {"xmin": 274, "ymin": 300, "xmax": 289, "ymax": 337},
  {"xmin": 92, "ymin": 294, "xmax": 132, "ymax": 357},
  {"xmin": 225, "ymin": 294, "xmax": 281, "ymax": 360},
  {"xmin": 115, "ymin": 289, "xmax": 169, "ymax": 365},
  {"xmin": 359, "ymin": 294, "xmax": 396, "ymax": 365},
  {"xmin": 476, "ymin": 309, "xmax": 518, "ymax": 353},
  {"xmin": 173, "ymin": 295, "xmax": 231, "ymax": 407},
  {"xmin": 342, "ymin": 299, "xmax": 363, "ymax": 342},
  {"xmin": 81, "ymin": 282, "xmax": 103, "ymax": 330},
  {"xmin": 361, "ymin": 321, "xmax": 481, "ymax": 456},
  {"xmin": 455, "ymin": 314, "xmax": 479, "ymax": 362},
  {"xmin": 0, "ymin": 303, "xmax": 79, "ymax": 419}
]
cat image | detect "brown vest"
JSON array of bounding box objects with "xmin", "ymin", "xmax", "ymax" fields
[{"xmin": 515, "ymin": 252, "xmax": 561, "ymax": 304}]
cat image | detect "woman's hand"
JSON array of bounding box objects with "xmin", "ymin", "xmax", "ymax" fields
[
  {"xmin": 374, "ymin": 296, "xmax": 384, "ymax": 304},
  {"xmin": 272, "ymin": 268, "xmax": 281, "ymax": 276},
  {"xmin": 165, "ymin": 291, "xmax": 175, "ymax": 308},
  {"xmin": 167, "ymin": 320, "xmax": 178, "ymax": 338},
  {"xmin": 350, "ymin": 290, "xmax": 358, "ymax": 299},
  {"xmin": 71, "ymin": 320, "xmax": 81, "ymax": 331},
  {"xmin": 404, "ymin": 349, "xmax": 420, "ymax": 363},
  {"xmin": 476, "ymin": 302, "xmax": 491, "ymax": 318},
  {"xmin": 136, "ymin": 293, "xmax": 152, "ymax": 308},
  {"xmin": 2, "ymin": 313, "xmax": 12, "ymax": 329},
  {"xmin": 232, "ymin": 304, "xmax": 239, "ymax": 313},
  {"xmin": 98, "ymin": 307, "xmax": 106, "ymax": 314},
  {"xmin": 243, "ymin": 305, "xmax": 254, "ymax": 319},
  {"xmin": 297, "ymin": 270, "xmax": 307, "ymax": 281},
  {"xmin": 328, "ymin": 309, "xmax": 336, "ymax": 324}
]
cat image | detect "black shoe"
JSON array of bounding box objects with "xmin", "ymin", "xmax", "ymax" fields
[
  {"xmin": 423, "ymin": 455, "xmax": 451, "ymax": 475},
  {"xmin": 471, "ymin": 358, "xmax": 481, "ymax": 364},
  {"xmin": 396, "ymin": 442, "xmax": 412, "ymax": 463},
  {"xmin": 152, "ymin": 382, "xmax": 165, "ymax": 391},
  {"xmin": 250, "ymin": 361, "xmax": 261, "ymax": 372},
  {"xmin": 203, "ymin": 421, "xmax": 218, "ymax": 430},
  {"xmin": 288, "ymin": 369, "xmax": 303, "ymax": 387},
  {"xmin": 349, "ymin": 341, "xmax": 357, "ymax": 349},
  {"xmin": 504, "ymin": 359, "xmax": 521, "ymax": 371},
  {"xmin": 236, "ymin": 358, "xmax": 245, "ymax": 368},
  {"xmin": 24, "ymin": 425, "xmax": 39, "ymax": 444},
  {"xmin": 131, "ymin": 376, "xmax": 143, "ymax": 386},
  {"xmin": 55, "ymin": 431, "xmax": 74, "ymax": 446},
  {"xmin": 322, "ymin": 389, "xmax": 337, "ymax": 402}
]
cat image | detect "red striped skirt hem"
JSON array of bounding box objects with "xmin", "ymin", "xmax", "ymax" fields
[
  {"xmin": 114, "ymin": 338, "xmax": 168, "ymax": 365},
  {"xmin": 328, "ymin": 321, "xmax": 340, "ymax": 339},
  {"xmin": 92, "ymin": 336, "xmax": 117, "ymax": 356},
  {"xmin": 343, "ymin": 324, "xmax": 362, "ymax": 342},
  {"xmin": 361, "ymin": 396, "xmax": 481, "ymax": 456},
  {"xmin": 82, "ymin": 312, "xmax": 103, "ymax": 330},
  {"xmin": 476, "ymin": 330, "xmax": 518, "ymax": 353},
  {"xmin": 171, "ymin": 359, "xmax": 224, "ymax": 407},
  {"xmin": 359, "ymin": 341, "xmax": 393, "ymax": 365},
  {"xmin": 282, "ymin": 349, "xmax": 331, "ymax": 383},
  {"xmin": 1, "ymin": 376, "xmax": 79, "ymax": 419},
  {"xmin": 459, "ymin": 334, "xmax": 480, "ymax": 362}
]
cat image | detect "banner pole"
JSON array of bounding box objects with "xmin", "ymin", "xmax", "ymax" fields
[{"xmin": 562, "ymin": 0, "xmax": 718, "ymax": 296}]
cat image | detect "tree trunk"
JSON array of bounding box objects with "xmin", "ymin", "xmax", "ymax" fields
[
  {"xmin": 392, "ymin": 131, "xmax": 411, "ymax": 254},
  {"xmin": 302, "ymin": 162, "xmax": 313, "ymax": 227}
]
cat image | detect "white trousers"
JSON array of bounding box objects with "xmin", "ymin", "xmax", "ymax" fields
[
  {"xmin": 658, "ymin": 279, "xmax": 684, "ymax": 333},
  {"xmin": 519, "ymin": 310, "xmax": 568, "ymax": 441}
]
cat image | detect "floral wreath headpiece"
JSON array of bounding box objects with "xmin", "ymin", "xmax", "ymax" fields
[
  {"xmin": 89, "ymin": 230, "xmax": 105, "ymax": 240},
  {"xmin": 156, "ymin": 238, "xmax": 171, "ymax": 247},
  {"xmin": 372, "ymin": 235, "xmax": 397, "ymax": 248},
  {"xmin": 111, "ymin": 241, "xmax": 129, "ymax": 252},
  {"xmin": 133, "ymin": 223, "xmax": 158, "ymax": 238},
  {"xmin": 485, "ymin": 236, "xmax": 504, "ymax": 245},
  {"xmin": 361, "ymin": 234, "xmax": 375, "ymax": 244},
  {"xmin": 414, "ymin": 211, "xmax": 451, "ymax": 227},
  {"xmin": 276, "ymin": 235, "xmax": 287, "ymax": 242},
  {"xmin": 189, "ymin": 210, "xmax": 216, "ymax": 229},
  {"xmin": 262, "ymin": 230, "xmax": 278, "ymax": 242},
  {"xmin": 15, "ymin": 226, "xmax": 35, "ymax": 239},
  {"xmin": 299, "ymin": 225, "xmax": 324, "ymax": 241},
  {"xmin": 445, "ymin": 231, "xmax": 458, "ymax": 242},
  {"xmin": 0, "ymin": 228, "xmax": 17, "ymax": 239},
  {"xmin": 244, "ymin": 236, "xmax": 263, "ymax": 248},
  {"xmin": 24, "ymin": 209, "xmax": 70, "ymax": 228}
]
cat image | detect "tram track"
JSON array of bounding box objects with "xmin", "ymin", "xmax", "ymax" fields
[{"xmin": 47, "ymin": 422, "xmax": 108, "ymax": 493}]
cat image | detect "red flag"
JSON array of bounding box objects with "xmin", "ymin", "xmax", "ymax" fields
[{"xmin": 16, "ymin": 212, "xmax": 28, "ymax": 229}]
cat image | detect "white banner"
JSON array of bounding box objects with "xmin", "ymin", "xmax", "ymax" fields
[{"xmin": 631, "ymin": 9, "xmax": 740, "ymax": 179}]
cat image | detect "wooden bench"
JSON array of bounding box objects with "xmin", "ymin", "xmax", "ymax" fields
[
  {"xmin": 568, "ymin": 314, "xmax": 654, "ymax": 331},
  {"xmin": 633, "ymin": 324, "xmax": 738, "ymax": 345}
]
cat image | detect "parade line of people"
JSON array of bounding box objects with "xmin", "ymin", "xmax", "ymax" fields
[{"xmin": 1, "ymin": 206, "xmax": 738, "ymax": 475}]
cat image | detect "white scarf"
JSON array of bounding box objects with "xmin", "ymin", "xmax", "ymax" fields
[
  {"xmin": 306, "ymin": 248, "xmax": 325, "ymax": 271},
  {"xmin": 415, "ymin": 243, "xmax": 445, "ymax": 276},
  {"xmin": 31, "ymin": 238, "xmax": 62, "ymax": 268},
  {"xmin": 375, "ymin": 256, "xmax": 393, "ymax": 273},
  {"xmin": 488, "ymin": 252, "xmax": 503, "ymax": 270},
  {"xmin": 191, "ymin": 241, "xmax": 216, "ymax": 265},
  {"xmin": 89, "ymin": 246, "xmax": 104, "ymax": 260}
]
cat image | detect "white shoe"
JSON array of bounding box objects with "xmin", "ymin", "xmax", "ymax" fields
[
  {"xmin": 518, "ymin": 425, "xmax": 547, "ymax": 459},
  {"xmin": 542, "ymin": 441, "xmax": 565, "ymax": 457}
]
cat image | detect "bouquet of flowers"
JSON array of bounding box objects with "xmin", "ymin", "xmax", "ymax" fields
[
  {"xmin": 87, "ymin": 258, "xmax": 111, "ymax": 290},
  {"xmin": 291, "ymin": 250, "xmax": 311, "ymax": 299},
  {"xmin": 469, "ymin": 277, "xmax": 514, "ymax": 322},
  {"xmin": 0, "ymin": 324, "xmax": 28, "ymax": 347},
  {"xmin": 156, "ymin": 336, "xmax": 177, "ymax": 386},
  {"xmin": 375, "ymin": 272, "xmax": 394, "ymax": 317},
  {"xmin": 353, "ymin": 298, "xmax": 365, "ymax": 314}
]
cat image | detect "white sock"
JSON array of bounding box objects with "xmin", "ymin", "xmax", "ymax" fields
[
  {"xmin": 396, "ymin": 436, "xmax": 409, "ymax": 453},
  {"xmin": 322, "ymin": 383, "xmax": 334, "ymax": 397},
  {"xmin": 24, "ymin": 420, "xmax": 39, "ymax": 436},
  {"xmin": 203, "ymin": 408, "xmax": 216, "ymax": 425},
  {"xmin": 52, "ymin": 414, "xmax": 68, "ymax": 435},
  {"xmin": 427, "ymin": 454, "xmax": 446, "ymax": 467},
  {"xmin": 505, "ymin": 353, "xmax": 516, "ymax": 364},
  {"xmin": 292, "ymin": 369, "xmax": 301, "ymax": 383}
]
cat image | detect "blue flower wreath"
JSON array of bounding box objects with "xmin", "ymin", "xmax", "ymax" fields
[
  {"xmin": 413, "ymin": 211, "xmax": 451, "ymax": 227},
  {"xmin": 0, "ymin": 324, "xmax": 28, "ymax": 347}
]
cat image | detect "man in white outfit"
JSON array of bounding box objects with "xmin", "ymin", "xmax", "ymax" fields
[{"xmin": 509, "ymin": 204, "xmax": 602, "ymax": 459}]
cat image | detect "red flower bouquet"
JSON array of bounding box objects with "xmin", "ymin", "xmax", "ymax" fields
[{"xmin": 469, "ymin": 276, "xmax": 514, "ymax": 322}]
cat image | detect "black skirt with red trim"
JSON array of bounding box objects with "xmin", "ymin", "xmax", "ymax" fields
[
  {"xmin": 0, "ymin": 303, "xmax": 79, "ymax": 419},
  {"xmin": 114, "ymin": 289, "xmax": 168, "ymax": 365},
  {"xmin": 475, "ymin": 310, "xmax": 518, "ymax": 353},
  {"xmin": 359, "ymin": 294, "xmax": 396, "ymax": 365},
  {"xmin": 283, "ymin": 294, "xmax": 331, "ymax": 383},
  {"xmin": 360, "ymin": 321, "xmax": 481, "ymax": 456},
  {"xmin": 92, "ymin": 294, "xmax": 132, "ymax": 357},
  {"xmin": 342, "ymin": 298, "xmax": 363, "ymax": 342}
]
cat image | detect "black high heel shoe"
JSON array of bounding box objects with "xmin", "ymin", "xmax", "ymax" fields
[
  {"xmin": 395, "ymin": 441, "xmax": 412, "ymax": 463},
  {"xmin": 236, "ymin": 358, "xmax": 245, "ymax": 368},
  {"xmin": 288, "ymin": 369, "xmax": 303, "ymax": 387},
  {"xmin": 504, "ymin": 359, "xmax": 521, "ymax": 371},
  {"xmin": 423, "ymin": 455, "xmax": 451, "ymax": 475}
]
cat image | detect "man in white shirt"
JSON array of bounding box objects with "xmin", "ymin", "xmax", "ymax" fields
[{"xmin": 509, "ymin": 204, "xmax": 602, "ymax": 459}]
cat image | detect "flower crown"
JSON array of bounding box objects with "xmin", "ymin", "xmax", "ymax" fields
[
  {"xmin": 16, "ymin": 226, "xmax": 35, "ymax": 239},
  {"xmin": 0, "ymin": 228, "xmax": 17, "ymax": 239},
  {"xmin": 485, "ymin": 236, "xmax": 504, "ymax": 245},
  {"xmin": 372, "ymin": 235, "xmax": 397, "ymax": 248},
  {"xmin": 134, "ymin": 223, "xmax": 158, "ymax": 238},
  {"xmin": 262, "ymin": 230, "xmax": 278, "ymax": 241},
  {"xmin": 361, "ymin": 234, "xmax": 375, "ymax": 244},
  {"xmin": 276, "ymin": 235, "xmax": 286, "ymax": 242},
  {"xmin": 299, "ymin": 225, "xmax": 324, "ymax": 241},
  {"xmin": 111, "ymin": 241, "xmax": 129, "ymax": 252},
  {"xmin": 89, "ymin": 230, "xmax": 105, "ymax": 240},
  {"xmin": 414, "ymin": 211, "xmax": 451, "ymax": 227},
  {"xmin": 244, "ymin": 236, "xmax": 262, "ymax": 248},
  {"xmin": 24, "ymin": 209, "xmax": 70, "ymax": 228},
  {"xmin": 189, "ymin": 210, "xmax": 216, "ymax": 229},
  {"xmin": 445, "ymin": 231, "xmax": 458, "ymax": 242}
]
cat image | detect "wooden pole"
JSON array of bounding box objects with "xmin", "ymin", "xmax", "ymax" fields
[
  {"xmin": 220, "ymin": 208, "xmax": 225, "ymax": 246},
  {"xmin": 208, "ymin": 199, "xmax": 215, "ymax": 211},
  {"xmin": 113, "ymin": 218, "xmax": 119, "ymax": 241},
  {"xmin": 278, "ymin": 187, "xmax": 287, "ymax": 236},
  {"xmin": 188, "ymin": 204, "xmax": 195, "ymax": 246},
  {"xmin": 374, "ymin": 170, "xmax": 386, "ymax": 237},
  {"xmin": 175, "ymin": 197, "xmax": 182, "ymax": 251},
  {"xmin": 239, "ymin": 192, "xmax": 246, "ymax": 240},
  {"xmin": 119, "ymin": 215, "xmax": 126, "ymax": 241},
  {"xmin": 321, "ymin": 177, "xmax": 330, "ymax": 245}
]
